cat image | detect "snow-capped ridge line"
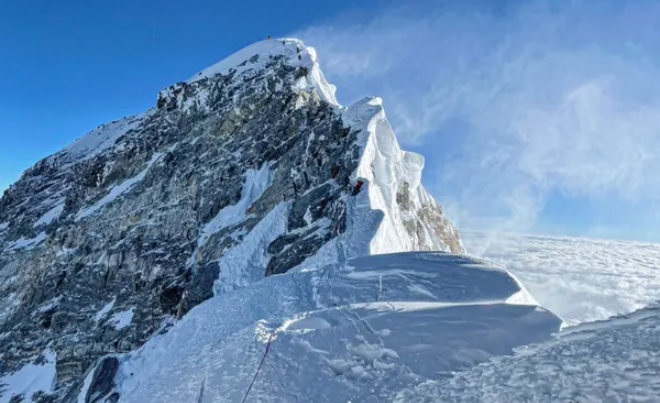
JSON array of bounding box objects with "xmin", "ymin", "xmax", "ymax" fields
[
  {"xmin": 52, "ymin": 111, "xmax": 152, "ymax": 168},
  {"xmin": 340, "ymin": 95, "xmax": 463, "ymax": 255},
  {"xmin": 186, "ymin": 38, "xmax": 339, "ymax": 106}
]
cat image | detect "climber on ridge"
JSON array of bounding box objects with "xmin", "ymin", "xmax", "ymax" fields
[
  {"xmin": 331, "ymin": 163, "xmax": 340, "ymax": 179},
  {"xmin": 353, "ymin": 180, "xmax": 364, "ymax": 195}
]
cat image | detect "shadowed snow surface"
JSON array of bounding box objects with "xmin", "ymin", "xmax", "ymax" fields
[
  {"xmin": 396, "ymin": 303, "xmax": 660, "ymax": 403},
  {"xmin": 112, "ymin": 252, "xmax": 560, "ymax": 403},
  {"xmin": 0, "ymin": 350, "xmax": 56, "ymax": 403}
]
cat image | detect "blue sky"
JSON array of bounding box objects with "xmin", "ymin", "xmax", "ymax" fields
[{"xmin": 2, "ymin": 0, "xmax": 660, "ymax": 242}]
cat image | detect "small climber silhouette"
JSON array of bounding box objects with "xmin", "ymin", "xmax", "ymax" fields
[
  {"xmin": 267, "ymin": 35, "xmax": 271, "ymax": 40},
  {"xmin": 352, "ymin": 180, "xmax": 364, "ymax": 196}
]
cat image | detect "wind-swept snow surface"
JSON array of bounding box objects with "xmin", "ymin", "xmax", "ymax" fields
[
  {"xmin": 396, "ymin": 303, "xmax": 660, "ymax": 403},
  {"xmin": 464, "ymin": 230, "xmax": 660, "ymax": 326},
  {"xmin": 115, "ymin": 252, "xmax": 559, "ymax": 403}
]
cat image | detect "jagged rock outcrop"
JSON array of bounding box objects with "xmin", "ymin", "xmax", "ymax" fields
[{"xmin": 0, "ymin": 39, "xmax": 462, "ymax": 402}]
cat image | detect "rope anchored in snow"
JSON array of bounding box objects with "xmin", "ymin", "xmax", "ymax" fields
[
  {"xmin": 242, "ymin": 237, "xmax": 348, "ymax": 402},
  {"xmin": 313, "ymin": 264, "xmax": 332, "ymax": 307},
  {"xmin": 241, "ymin": 330, "xmax": 276, "ymax": 403}
]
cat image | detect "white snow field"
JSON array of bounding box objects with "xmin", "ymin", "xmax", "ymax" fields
[
  {"xmin": 463, "ymin": 230, "xmax": 660, "ymax": 326},
  {"xmin": 395, "ymin": 303, "xmax": 660, "ymax": 403},
  {"xmin": 110, "ymin": 252, "xmax": 560, "ymax": 403}
]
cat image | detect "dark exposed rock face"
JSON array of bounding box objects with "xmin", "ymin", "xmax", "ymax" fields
[
  {"xmin": 0, "ymin": 40, "xmax": 462, "ymax": 402},
  {"xmin": 85, "ymin": 357, "xmax": 119, "ymax": 403}
]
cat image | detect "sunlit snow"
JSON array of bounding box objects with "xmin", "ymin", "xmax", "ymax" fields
[
  {"xmin": 94, "ymin": 298, "xmax": 116, "ymax": 322},
  {"xmin": 188, "ymin": 39, "xmax": 338, "ymax": 107},
  {"xmin": 464, "ymin": 230, "xmax": 660, "ymax": 326},
  {"xmin": 3, "ymin": 232, "xmax": 47, "ymax": 252},
  {"xmin": 33, "ymin": 201, "xmax": 65, "ymax": 227},
  {"xmin": 109, "ymin": 307, "xmax": 135, "ymax": 330},
  {"xmin": 115, "ymin": 252, "xmax": 559, "ymax": 403},
  {"xmin": 396, "ymin": 303, "xmax": 660, "ymax": 403},
  {"xmin": 58, "ymin": 112, "xmax": 149, "ymax": 165},
  {"xmin": 196, "ymin": 163, "xmax": 273, "ymax": 253}
]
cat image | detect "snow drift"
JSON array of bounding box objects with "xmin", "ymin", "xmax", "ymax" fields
[
  {"xmin": 396, "ymin": 302, "xmax": 660, "ymax": 403},
  {"xmin": 73, "ymin": 252, "xmax": 561, "ymax": 403}
]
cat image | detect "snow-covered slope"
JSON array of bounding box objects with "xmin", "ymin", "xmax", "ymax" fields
[
  {"xmin": 463, "ymin": 230, "xmax": 660, "ymax": 326},
  {"xmin": 56, "ymin": 113, "xmax": 150, "ymax": 167},
  {"xmin": 396, "ymin": 302, "xmax": 660, "ymax": 403},
  {"xmin": 0, "ymin": 350, "xmax": 57, "ymax": 403},
  {"xmin": 0, "ymin": 38, "xmax": 463, "ymax": 402},
  {"xmin": 72, "ymin": 252, "xmax": 559, "ymax": 403}
]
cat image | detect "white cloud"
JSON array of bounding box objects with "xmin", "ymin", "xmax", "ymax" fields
[{"xmin": 297, "ymin": 0, "xmax": 660, "ymax": 237}]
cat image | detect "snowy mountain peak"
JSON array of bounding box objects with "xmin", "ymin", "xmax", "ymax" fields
[
  {"xmin": 0, "ymin": 39, "xmax": 465, "ymax": 402},
  {"xmin": 188, "ymin": 38, "xmax": 311, "ymax": 82},
  {"xmin": 158, "ymin": 38, "xmax": 338, "ymax": 112}
]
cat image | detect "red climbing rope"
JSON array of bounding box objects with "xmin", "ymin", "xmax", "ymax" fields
[{"xmin": 241, "ymin": 330, "xmax": 276, "ymax": 403}]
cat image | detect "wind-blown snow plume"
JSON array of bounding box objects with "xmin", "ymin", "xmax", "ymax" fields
[{"xmin": 297, "ymin": 0, "xmax": 660, "ymax": 239}]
